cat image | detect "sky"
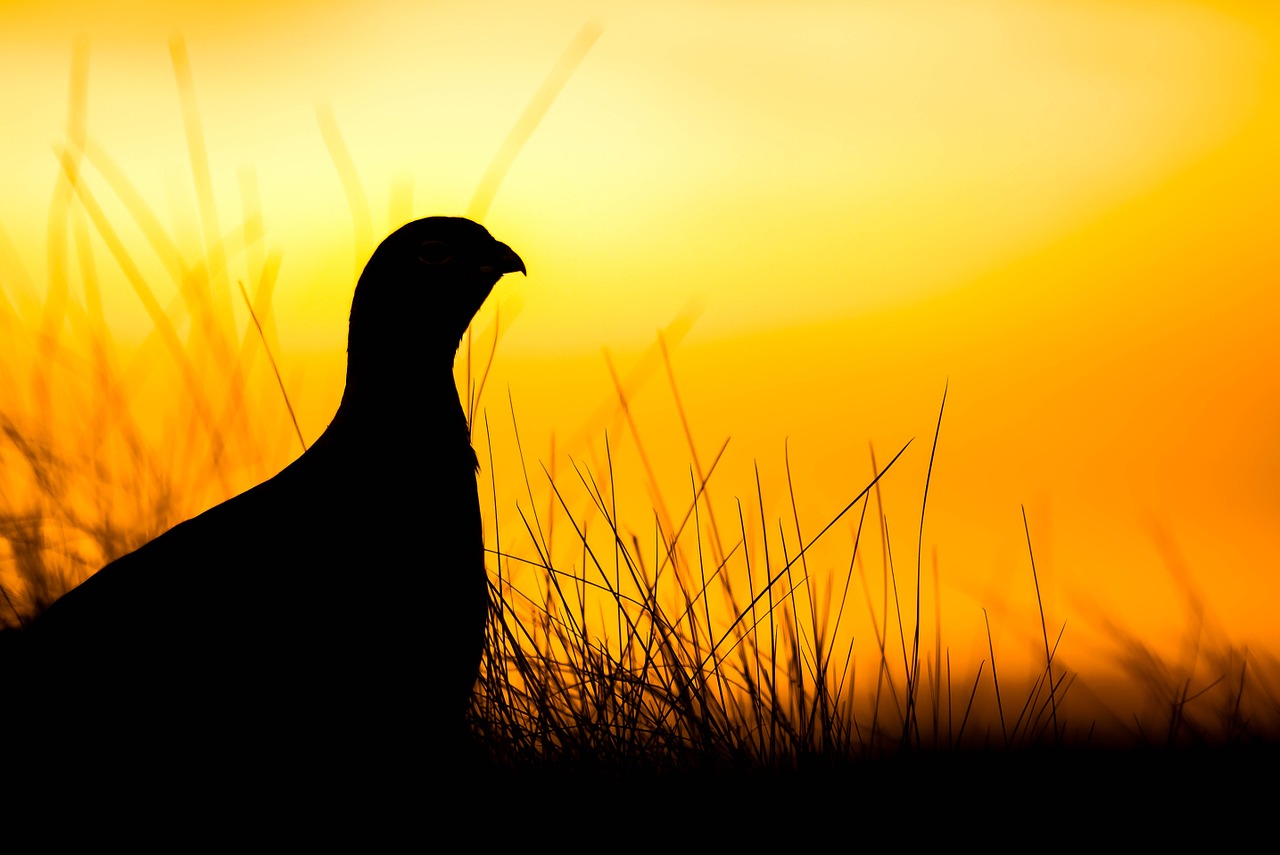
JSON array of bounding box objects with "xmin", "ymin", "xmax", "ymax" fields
[{"xmin": 1, "ymin": 0, "xmax": 1277, "ymax": 697}]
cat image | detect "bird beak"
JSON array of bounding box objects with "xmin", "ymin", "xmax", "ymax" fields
[{"xmin": 483, "ymin": 241, "xmax": 526, "ymax": 277}]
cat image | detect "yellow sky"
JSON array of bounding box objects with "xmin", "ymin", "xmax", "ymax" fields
[{"xmin": 2, "ymin": 0, "xmax": 1277, "ymax": 687}]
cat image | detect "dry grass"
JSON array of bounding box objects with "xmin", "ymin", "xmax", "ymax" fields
[{"xmin": 2, "ymin": 34, "xmax": 1278, "ymax": 800}]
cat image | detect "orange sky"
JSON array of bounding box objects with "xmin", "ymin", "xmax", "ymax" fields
[{"xmin": 2, "ymin": 0, "xmax": 1278, "ymax": 701}]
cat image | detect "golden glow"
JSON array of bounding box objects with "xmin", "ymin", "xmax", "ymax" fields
[{"xmin": 2, "ymin": 1, "xmax": 1278, "ymax": 727}]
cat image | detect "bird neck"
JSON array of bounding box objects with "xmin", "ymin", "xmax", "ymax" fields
[{"xmin": 330, "ymin": 361, "xmax": 470, "ymax": 449}]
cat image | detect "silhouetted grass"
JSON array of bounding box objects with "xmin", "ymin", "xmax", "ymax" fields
[
  {"xmin": 2, "ymin": 31, "xmax": 1278, "ymax": 811},
  {"xmin": 463, "ymin": 367, "xmax": 1280, "ymax": 777}
]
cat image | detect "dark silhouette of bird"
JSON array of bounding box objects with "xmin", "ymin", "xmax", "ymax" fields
[{"xmin": 14, "ymin": 216, "xmax": 524, "ymax": 788}]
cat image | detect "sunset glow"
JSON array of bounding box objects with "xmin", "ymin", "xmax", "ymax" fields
[{"xmin": 2, "ymin": 0, "xmax": 1278, "ymax": 732}]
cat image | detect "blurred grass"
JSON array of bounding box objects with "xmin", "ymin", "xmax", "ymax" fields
[{"xmin": 2, "ymin": 31, "xmax": 1278, "ymax": 788}]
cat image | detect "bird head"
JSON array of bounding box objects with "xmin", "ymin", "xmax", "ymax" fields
[{"xmin": 346, "ymin": 217, "xmax": 525, "ymax": 372}]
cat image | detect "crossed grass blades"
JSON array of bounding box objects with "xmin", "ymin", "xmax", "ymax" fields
[{"xmin": 2, "ymin": 28, "xmax": 1277, "ymax": 781}]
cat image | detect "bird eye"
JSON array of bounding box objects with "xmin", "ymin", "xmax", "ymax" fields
[{"xmin": 418, "ymin": 240, "xmax": 453, "ymax": 266}]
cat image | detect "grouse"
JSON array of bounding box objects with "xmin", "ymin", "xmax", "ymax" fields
[{"xmin": 16, "ymin": 216, "xmax": 524, "ymax": 785}]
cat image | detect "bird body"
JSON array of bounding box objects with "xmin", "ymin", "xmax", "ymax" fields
[{"xmin": 16, "ymin": 217, "xmax": 523, "ymax": 786}]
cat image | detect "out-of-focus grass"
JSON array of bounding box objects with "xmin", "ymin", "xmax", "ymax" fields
[{"xmin": 2, "ymin": 34, "xmax": 1278, "ymax": 788}]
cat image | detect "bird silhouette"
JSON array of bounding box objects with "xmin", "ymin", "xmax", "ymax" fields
[{"xmin": 16, "ymin": 216, "xmax": 524, "ymax": 787}]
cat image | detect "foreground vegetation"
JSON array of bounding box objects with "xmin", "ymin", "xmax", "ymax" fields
[{"xmin": 2, "ymin": 39, "xmax": 1277, "ymax": 807}]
